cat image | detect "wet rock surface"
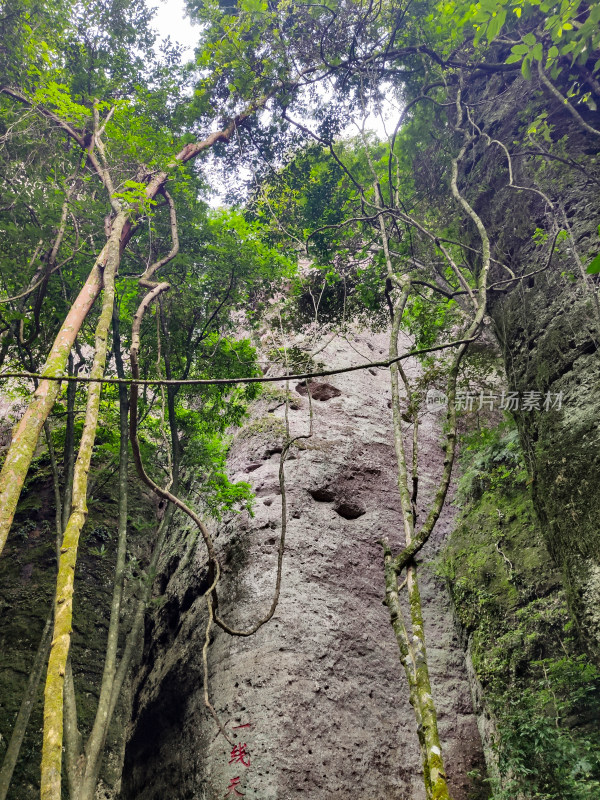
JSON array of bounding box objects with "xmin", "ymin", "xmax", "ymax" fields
[{"xmin": 121, "ymin": 332, "xmax": 488, "ymax": 800}]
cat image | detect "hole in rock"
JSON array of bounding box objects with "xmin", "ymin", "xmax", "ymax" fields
[
  {"xmin": 162, "ymin": 595, "xmax": 180, "ymax": 633},
  {"xmin": 308, "ymin": 487, "xmax": 336, "ymax": 502},
  {"xmin": 334, "ymin": 500, "xmax": 366, "ymax": 520},
  {"xmin": 180, "ymin": 567, "xmax": 211, "ymax": 613},
  {"xmin": 295, "ymin": 380, "xmax": 341, "ymax": 401}
]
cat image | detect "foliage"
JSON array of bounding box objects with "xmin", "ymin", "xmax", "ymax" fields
[
  {"xmin": 494, "ymin": 654, "xmax": 600, "ymax": 800},
  {"xmin": 402, "ymin": 293, "xmax": 460, "ymax": 351},
  {"xmin": 435, "ymin": 0, "xmax": 600, "ymax": 90},
  {"xmin": 585, "ymin": 226, "xmax": 600, "ymax": 275},
  {"xmin": 182, "ymin": 429, "xmax": 255, "ymax": 520},
  {"xmin": 456, "ymin": 420, "xmax": 528, "ymax": 503}
]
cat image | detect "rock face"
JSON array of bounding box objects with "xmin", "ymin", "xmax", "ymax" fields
[
  {"xmin": 121, "ymin": 332, "xmax": 488, "ymax": 800},
  {"xmin": 460, "ymin": 66, "xmax": 600, "ymax": 659}
]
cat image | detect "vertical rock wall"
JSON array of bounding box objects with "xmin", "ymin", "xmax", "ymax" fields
[
  {"xmin": 460, "ymin": 67, "xmax": 600, "ymax": 659},
  {"xmin": 121, "ymin": 332, "xmax": 487, "ymax": 800}
]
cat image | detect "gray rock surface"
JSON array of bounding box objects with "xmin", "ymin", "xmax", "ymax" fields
[
  {"xmin": 461, "ymin": 66, "xmax": 600, "ymax": 660},
  {"xmin": 121, "ymin": 331, "xmax": 487, "ymax": 800}
]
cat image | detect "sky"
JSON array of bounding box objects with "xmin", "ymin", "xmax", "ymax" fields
[{"xmin": 152, "ymin": 0, "xmax": 199, "ymax": 57}]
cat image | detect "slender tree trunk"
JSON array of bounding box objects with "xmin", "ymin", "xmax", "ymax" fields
[
  {"xmin": 40, "ymin": 213, "xmax": 125, "ymax": 800},
  {"xmin": 106, "ymin": 506, "xmax": 173, "ymax": 724},
  {"xmin": 54, "ymin": 400, "xmax": 86, "ymax": 800},
  {"xmin": 0, "ymin": 252, "xmax": 105, "ymax": 556},
  {"xmin": 76, "ymin": 509, "xmax": 173, "ymax": 800},
  {"xmin": 385, "ymin": 292, "xmax": 452, "ymax": 800},
  {"xmin": 405, "ymin": 566, "xmax": 449, "ymax": 798},
  {"xmin": 376, "ymin": 175, "xmax": 453, "ymax": 795},
  {"xmin": 78, "ymin": 309, "xmax": 130, "ymax": 800},
  {"xmin": 62, "ymin": 352, "xmax": 82, "ymax": 530},
  {"xmin": 63, "ymin": 659, "xmax": 84, "ymax": 798}
]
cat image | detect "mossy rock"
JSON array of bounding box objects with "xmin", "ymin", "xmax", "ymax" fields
[
  {"xmin": 440, "ymin": 446, "xmax": 600, "ymax": 798},
  {"xmin": 237, "ymin": 415, "xmax": 286, "ymax": 440}
]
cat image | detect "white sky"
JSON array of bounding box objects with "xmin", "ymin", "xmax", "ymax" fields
[{"xmin": 152, "ymin": 0, "xmax": 199, "ymax": 57}]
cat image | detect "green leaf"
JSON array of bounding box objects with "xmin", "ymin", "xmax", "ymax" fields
[
  {"xmin": 487, "ymin": 15, "xmax": 501, "ymax": 42},
  {"xmin": 586, "ymin": 253, "xmax": 600, "ymax": 274},
  {"xmin": 486, "ymin": 8, "xmax": 506, "ymax": 42},
  {"xmin": 523, "ymin": 32, "xmax": 537, "ymax": 45},
  {"xmin": 521, "ymin": 56, "xmax": 532, "ymax": 79}
]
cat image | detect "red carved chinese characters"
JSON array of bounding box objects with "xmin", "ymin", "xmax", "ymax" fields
[
  {"xmin": 229, "ymin": 743, "xmax": 251, "ymax": 768},
  {"xmin": 223, "ymin": 721, "xmax": 253, "ymax": 795},
  {"xmin": 224, "ymin": 776, "xmax": 244, "ymax": 797}
]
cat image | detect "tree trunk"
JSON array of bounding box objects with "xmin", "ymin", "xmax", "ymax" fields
[
  {"xmin": 40, "ymin": 214, "xmax": 125, "ymax": 800},
  {"xmin": 77, "ymin": 309, "xmax": 130, "ymax": 800},
  {"xmin": 385, "ymin": 293, "xmax": 452, "ymax": 800},
  {"xmin": 0, "ymin": 254, "xmax": 104, "ymax": 556}
]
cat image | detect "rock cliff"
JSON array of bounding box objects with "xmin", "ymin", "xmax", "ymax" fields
[
  {"xmin": 460, "ymin": 66, "xmax": 600, "ymax": 661},
  {"xmin": 121, "ymin": 331, "xmax": 488, "ymax": 800}
]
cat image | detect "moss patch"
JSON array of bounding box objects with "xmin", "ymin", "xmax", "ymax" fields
[{"xmin": 236, "ymin": 415, "xmax": 286, "ymax": 440}]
